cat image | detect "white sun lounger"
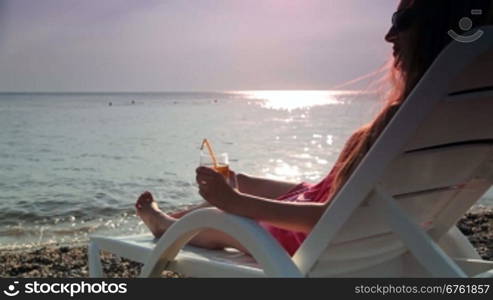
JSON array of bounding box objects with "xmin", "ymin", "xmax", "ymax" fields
[{"xmin": 89, "ymin": 26, "xmax": 493, "ymax": 277}]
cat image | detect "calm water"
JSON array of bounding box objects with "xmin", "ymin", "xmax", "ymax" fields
[{"xmin": 0, "ymin": 91, "xmax": 491, "ymax": 249}]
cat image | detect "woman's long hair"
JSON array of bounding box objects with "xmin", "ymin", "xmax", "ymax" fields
[{"xmin": 328, "ymin": 0, "xmax": 493, "ymax": 199}]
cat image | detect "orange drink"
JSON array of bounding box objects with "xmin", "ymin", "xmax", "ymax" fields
[
  {"xmin": 200, "ymin": 152, "xmax": 230, "ymax": 179},
  {"xmin": 213, "ymin": 163, "xmax": 230, "ymax": 179}
]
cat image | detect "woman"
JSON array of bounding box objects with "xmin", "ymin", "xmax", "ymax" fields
[{"xmin": 136, "ymin": 0, "xmax": 493, "ymax": 256}]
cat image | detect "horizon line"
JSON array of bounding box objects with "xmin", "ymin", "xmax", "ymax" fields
[{"xmin": 0, "ymin": 89, "xmax": 377, "ymax": 94}]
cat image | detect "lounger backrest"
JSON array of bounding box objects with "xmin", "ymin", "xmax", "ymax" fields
[{"xmin": 293, "ymin": 26, "xmax": 493, "ymax": 276}]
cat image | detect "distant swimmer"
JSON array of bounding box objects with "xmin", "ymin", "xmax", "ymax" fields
[
  {"xmin": 108, "ymin": 102, "xmax": 112, "ymax": 106},
  {"xmin": 131, "ymin": 100, "xmax": 135, "ymax": 105},
  {"xmin": 213, "ymin": 99, "xmax": 218, "ymax": 103}
]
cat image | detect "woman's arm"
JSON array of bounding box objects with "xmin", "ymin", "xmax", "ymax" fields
[
  {"xmin": 197, "ymin": 167, "xmax": 326, "ymax": 233},
  {"xmin": 226, "ymin": 192, "xmax": 326, "ymax": 234},
  {"xmin": 236, "ymin": 173, "xmax": 299, "ymax": 199}
]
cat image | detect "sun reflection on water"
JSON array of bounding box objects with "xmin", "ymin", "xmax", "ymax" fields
[
  {"xmin": 263, "ymin": 159, "xmax": 302, "ymax": 181},
  {"xmin": 229, "ymin": 90, "xmax": 352, "ymax": 182},
  {"xmin": 234, "ymin": 90, "xmax": 348, "ymax": 111}
]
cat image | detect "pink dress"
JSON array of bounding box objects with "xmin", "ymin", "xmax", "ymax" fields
[{"xmin": 259, "ymin": 167, "xmax": 338, "ymax": 256}]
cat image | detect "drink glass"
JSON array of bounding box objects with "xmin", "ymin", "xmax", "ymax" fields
[{"xmin": 199, "ymin": 151, "xmax": 230, "ymax": 179}]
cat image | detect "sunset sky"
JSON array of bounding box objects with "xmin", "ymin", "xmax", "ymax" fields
[{"xmin": 0, "ymin": 0, "xmax": 397, "ymax": 92}]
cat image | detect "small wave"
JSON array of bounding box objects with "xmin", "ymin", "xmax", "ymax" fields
[
  {"xmin": 53, "ymin": 166, "xmax": 96, "ymax": 172},
  {"xmin": 0, "ymin": 224, "xmax": 100, "ymax": 238},
  {"xmin": 0, "ymin": 203, "xmax": 135, "ymax": 226},
  {"xmin": 144, "ymin": 177, "xmax": 166, "ymax": 184},
  {"xmin": 171, "ymin": 179, "xmax": 193, "ymax": 188},
  {"xmin": 79, "ymin": 153, "xmax": 128, "ymax": 161},
  {"xmin": 0, "ymin": 226, "xmax": 38, "ymax": 237},
  {"xmin": 166, "ymin": 190, "xmax": 193, "ymax": 200},
  {"xmin": 48, "ymin": 158, "xmax": 64, "ymax": 162},
  {"xmin": 49, "ymin": 225, "xmax": 99, "ymax": 235},
  {"xmin": 0, "ymin": 212, "xmax": 147, "ymax": 250}
]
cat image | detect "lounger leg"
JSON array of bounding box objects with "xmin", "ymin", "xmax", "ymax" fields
[
  {"xmin": 88, "ymin": 241, "xmax": 104, "ymax": 277},
  {"xmin": 375, "ymin": 186, "xmax": 467, "ymax": 277}
]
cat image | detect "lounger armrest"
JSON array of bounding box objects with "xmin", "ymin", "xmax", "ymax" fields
[{"xmin": 139, "ymin": 207, "xmax": 303, "ymax": 277}]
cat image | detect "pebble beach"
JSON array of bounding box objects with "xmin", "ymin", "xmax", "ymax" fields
[{"xmin": 1, "ymin": 206, "xmax": 492, "ymax": 278}]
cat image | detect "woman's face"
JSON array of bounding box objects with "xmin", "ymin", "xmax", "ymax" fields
[
  {"xmin": 385, "ymin": 24, "xmax": 402, "ymax": 57},
  {"xmin": 385, "ymin": 0, "xmax": 414, "ymax": 58}
]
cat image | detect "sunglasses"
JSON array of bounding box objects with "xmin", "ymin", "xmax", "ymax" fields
[{"xmin": 392, "ymin": 8, "xmax": 417, "ymax": 32}]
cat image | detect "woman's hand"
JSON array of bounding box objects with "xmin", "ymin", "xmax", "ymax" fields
[{"xmin": 196, "ymin": 166, "xmax": 240, "ymax": 211}]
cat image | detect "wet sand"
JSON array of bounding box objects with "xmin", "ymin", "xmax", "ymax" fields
[{"xmin": 1, "ymin": 206, "xmax": 492, "ymax": 278}]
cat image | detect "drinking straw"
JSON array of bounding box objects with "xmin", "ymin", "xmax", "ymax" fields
[{"xmin": 200, "ymin": 138, "xmax": 218, "ymax": 168}]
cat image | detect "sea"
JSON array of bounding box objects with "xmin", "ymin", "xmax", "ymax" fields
[{"xmin": 0, "ymin": 91, "xmax": 492, "ymax": 249}]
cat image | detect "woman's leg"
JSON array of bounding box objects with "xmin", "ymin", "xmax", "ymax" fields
[
  {"xmin": 168, "ymin": 201, "xmax": 211, "ymax": 219},
  {"xmin": 135, "ymin": 192, "xmax": 249, "ymax": 253}
]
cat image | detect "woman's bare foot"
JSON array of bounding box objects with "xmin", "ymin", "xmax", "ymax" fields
[{"xmin": 135, "ymin": 191, "xmax": 176, "ymax": 238}]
